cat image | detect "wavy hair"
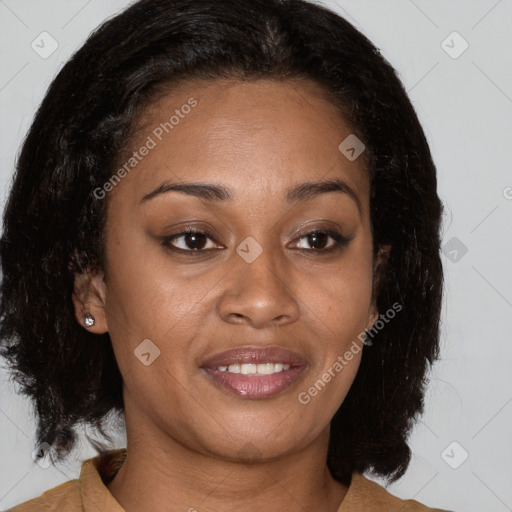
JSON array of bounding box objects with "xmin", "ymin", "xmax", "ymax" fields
[{"xmin": 0, "ymin": 0, "xmax": 443, "ymax": 485}]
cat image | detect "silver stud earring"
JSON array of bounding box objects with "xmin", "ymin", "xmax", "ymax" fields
[{"xmin": 84, "ymin": 313, "xmax": 95, "ymax": 327}]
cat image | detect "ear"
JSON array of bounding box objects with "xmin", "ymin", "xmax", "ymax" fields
[
  {"xmin": 367, "ymin": 244, "xmax": 392, "ymax": 329},
  {"xmin": 71, "ymin": 269, "xmax": 109, "ymax": 334}
]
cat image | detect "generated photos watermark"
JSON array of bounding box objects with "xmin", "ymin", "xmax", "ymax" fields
[
  {"xmin": 297, "ymin": 301, "xmax": 402, "ymax": 405},
  {"xmin": 93, "ymin": 97, "xmax": 198, "ymax": 200}
]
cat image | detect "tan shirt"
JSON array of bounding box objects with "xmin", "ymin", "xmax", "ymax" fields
[{"xmin": 8, "ymin": 449, "xmax": 452, "ymax": 511}]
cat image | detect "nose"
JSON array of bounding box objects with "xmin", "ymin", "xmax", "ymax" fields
[{"xmin": 217, "ymin": 244, "xmax": 300, "ymax": 329}]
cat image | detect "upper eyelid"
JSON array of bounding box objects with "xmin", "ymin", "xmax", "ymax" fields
[{"xmin": 169, "ymin": 228, "xmax": 342, "ymax": 240}]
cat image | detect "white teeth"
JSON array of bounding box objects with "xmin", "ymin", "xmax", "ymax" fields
[
  {"xmin": 257, "ymin": 363, "xmax": 275, "ymax": 375},
  {"xmin": 216, "ymin": 362, "xmax": 292, "ymax": 375},
  {"xmin": 241, "ymin": 363, "xmax": 256, "ymax": 375}
]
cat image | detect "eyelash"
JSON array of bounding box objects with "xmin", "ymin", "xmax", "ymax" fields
[{"xmin": 161, "ymin": 227, "xmax": 352, "ymax": 256}]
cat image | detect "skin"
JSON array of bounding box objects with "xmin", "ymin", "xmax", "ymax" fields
[{"xmin": 72, "ymin": 77, "xmax": 386, "ymax": 512}]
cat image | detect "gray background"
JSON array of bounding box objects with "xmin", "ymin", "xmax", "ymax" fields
[{"xmin": 1, "ymin": 1, "xmax": 511, "ymax": 511}]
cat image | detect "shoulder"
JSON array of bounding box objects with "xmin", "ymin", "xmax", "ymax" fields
[
  {"xmin": 340, "ymin": 471, "xmax": 454, "ymax": 512},
  {"xmin": 7, "ymin": 479, "xmax": 81, "ymax": 511},
  {"xmin": 7, "ymin": 449, "xmax": 127, "ymax": 512}
]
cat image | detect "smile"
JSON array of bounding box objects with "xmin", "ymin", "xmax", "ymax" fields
[
  {"xmin": 201, "ymin": 346, "xmax": 307, "ymax": 399},
  {"xmin": 216, "ymin": 362, "xmax": 291, "ymax": 375}
]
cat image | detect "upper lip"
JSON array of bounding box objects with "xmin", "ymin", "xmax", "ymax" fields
[{"xmin": 201, "ymin": 346, "xmax": 307, "ymax": 369}]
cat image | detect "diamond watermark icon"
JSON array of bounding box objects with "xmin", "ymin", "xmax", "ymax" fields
[
  {"xmin": 236, "ymin": 236, "xmax": 263, "ymax": 264},
  {"xmin": 441, "ymin": 441, "xmax": 469, "ymax": 469},
  {"xmin": 442, "ymin": 236, "xmax": 468, "ymax": 263},
  {"xmin": 31, "ymin": 442, "xmax": 55, "ymax": 469},
  {"xmin": 134, "ymin": 338, "xmax": 161, "ymax": 366},
  {"xmin": 31, "ymin": 32, "xmax": 59, "ymax": 59},
  {"xmin": 441, "ymin": 31, "xmax": 469, "ymax": 59},
  {"xmin": 338, "ymin": 134, "xmax": 365, "ymax": 161}
]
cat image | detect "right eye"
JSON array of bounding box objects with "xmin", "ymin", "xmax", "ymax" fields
[{"xmin": 161, "ymin": 228, "xmax": 224, "ymax": 254}]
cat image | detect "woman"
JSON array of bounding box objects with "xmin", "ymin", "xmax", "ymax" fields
[{"xmin": 0, "ymin": 0, "xmax": 451, "ymax": 510}]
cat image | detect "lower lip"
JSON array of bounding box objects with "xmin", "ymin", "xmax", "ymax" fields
[{"xmin": 201, "ymin": 366, "xmax": 305, "ymax": 399}]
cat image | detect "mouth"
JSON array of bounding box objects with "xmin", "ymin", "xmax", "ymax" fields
[{"xmin": 200, "ymin": 346, "xmax": 307, "ymax": 399}]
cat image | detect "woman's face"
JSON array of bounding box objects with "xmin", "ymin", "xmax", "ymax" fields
[{"xmin": 79, "ymin": 78, "xmax": 379, "ymax": 461}]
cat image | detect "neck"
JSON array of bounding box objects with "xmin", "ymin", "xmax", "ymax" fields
[{"xmin": 107, "ymin": 407, "xmax": 349, "ymax": 512}]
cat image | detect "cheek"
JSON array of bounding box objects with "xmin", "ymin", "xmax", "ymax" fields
[
  {"xmin": 102, "ymin": 235, "xmax": 217, "ymax": 367},
  {"xmin": 104, "ymin": 227, "xmax": 184, "ymax": 325},
  {"xmin": 306, "ymin": 252, "xmax": 374, "ymax": 338},
  {"xmin": 295, "ymin": 267, "xmax": 370, "ymax": 418},
  {"xmin": 296, "ymin": 242, "xmax": 373, "ymax": 405}
]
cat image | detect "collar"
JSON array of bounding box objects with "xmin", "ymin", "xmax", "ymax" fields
[
  {"xmin": 77, "ymin": 448, "xmax": 437, "ymax": 512},
  {"xmin": 80, "ymin": 449, "xmax": 126, "ymax": 512}
]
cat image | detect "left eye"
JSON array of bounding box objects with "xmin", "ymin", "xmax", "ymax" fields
[{"xmin": 293, "ymin": 230, "xmax": 348, "ymax": 251}]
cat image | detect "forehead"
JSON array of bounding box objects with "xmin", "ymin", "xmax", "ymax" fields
[{"xmin": 110, "ymin": 78, "xmax": 369, "ymax": 211}]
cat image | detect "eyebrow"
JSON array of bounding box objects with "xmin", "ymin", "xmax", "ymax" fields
[{"xmin": 141, "ymin": 178, "xmax": 362, "ymax": 214}]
